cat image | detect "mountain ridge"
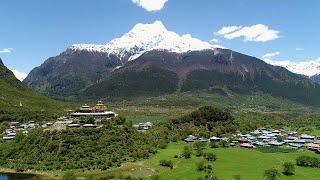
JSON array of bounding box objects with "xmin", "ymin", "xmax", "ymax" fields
[{"xmin": 23, "ymin": 21, "xmax": 320, "ymax": 107}]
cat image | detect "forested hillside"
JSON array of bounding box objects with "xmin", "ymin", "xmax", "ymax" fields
[{"xmin": 0, "ymin": 58, "xmax": 66, "ymax": 122}]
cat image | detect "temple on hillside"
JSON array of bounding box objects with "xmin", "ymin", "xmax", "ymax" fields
[{"xmin": 71, "ymin": 101, "xmax": 117, "ymax": 118}]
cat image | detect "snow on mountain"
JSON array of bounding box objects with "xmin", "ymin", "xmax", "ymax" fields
[
  {"xmin": 264, "ymin": 58, "xmax": 320, "ymax": 77},
  {"xmin": 10, "ymin": 69, "xmax": 28, "ymax": 81},
  {"xmin": 68, "ymin": 21, "xmax": 224, "ymax": 61}
]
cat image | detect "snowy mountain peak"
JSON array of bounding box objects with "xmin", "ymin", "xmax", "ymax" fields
[
  {"xmin": 265, "ymin": 58, "xmax": 320, "ymax": 77},
  {"xmin": 68, "ymin": 21, "xmax": 224, "ymax": 61},
  {"xmin": 130, "ymin": 20, "xmax": 167, "ymax": 33}
]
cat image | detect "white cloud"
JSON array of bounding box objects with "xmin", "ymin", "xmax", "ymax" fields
[
  {"xmin": 10, "ymin": 69, "xmax": 28, "ymax": 81},
  {"xmin": 214, "ymin": 26, "xmax": 242, "ymax": 36},
  {"xmin": 296, "ymin": 47, "xmax": 303, "ymax": 51},
  {"xmin": 209, "ymin": 38, "xmax": 219, "ymax": 44},
  {"xmin": 0, "ymin": 48, "xmax": 13, "ymax": 54},
  {"xmin": 262, "ymin": 51, "xmax": 280, "ymax": 59},
  {"xmin": 132, "ymin": 0, "xmax": 168, "ymax": 12},
  {"xmin": 215, "ymin": 24, "xmax": 280, "ymax": 42}
]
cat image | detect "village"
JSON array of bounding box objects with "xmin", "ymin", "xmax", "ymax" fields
[
  {"xmin": 2, "ymin": 102, "xmax": 320, "ymax": 156},
  {"xmin": 1, "ymin": 101, "xmax": 153, "ymax": 141},
  {"xmin": 184, "ymin": 128, "xmax": 320, "ymax": 154}
]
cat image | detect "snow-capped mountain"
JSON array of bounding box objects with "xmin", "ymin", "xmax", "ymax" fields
[
  {"xmin": 25, "ymin": 21, "xmax": 320, "ymax": 106},
  {"xmin": 264, "ymin": 58, "xmax": 320, "ymax": 77},
  {"xmin": 10, "ymin": 69, "xmax": 28, "ymax": 81},
  {"xmin": 67, "ymin": 21, "xmax": 223, "ymax": 62}
]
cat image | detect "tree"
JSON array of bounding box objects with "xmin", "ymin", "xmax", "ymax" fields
[
  {"xmin": 80, "ymin": 116, "xmax": 95, "ymax": 124},
  {"xmin": 283, "ymin": 162, "xmax": 295, "ymax": 176},
  {"xmin": 113, "ymin": 116, "xmax": 126, "ymax": 125},
  {"xmin": 182, "ymin": 146, "xmax": 192, "ymax": 159},
  {"xmin": 219, "ymin": 140, "xmax": 229, "ymax": 148},
  {"xmin": 264, "ymin": 168, "xmax": 280, "ymax": 180},
  {"xmin": 209, "ymin": 141, "xmax": 219, "ymax": 148},
  {"xmin": 197, "ymin": 161, "xmax": 206, "ymax": 171},
  {"xmin": 203, "ymin": 152, "xmax": 217, "ymax": 161},
  {"xmin": 159, "ymin": 160, "xmax": 173, "ymax": 169}
]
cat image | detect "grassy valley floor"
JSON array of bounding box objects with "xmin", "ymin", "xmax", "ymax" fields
[
  {"xmin": 2, "ymin": 142, "xmax": 320, "ymax": 179},
  {"xmin": 105, "ymin": 92, "xmax": 320, "ymax": 125},
  {"xmin": 80, "ymin": 142, "xmax": 320, "ymax": 179}
]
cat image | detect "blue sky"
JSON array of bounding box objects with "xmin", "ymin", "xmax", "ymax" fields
[{"xmin": 1, "ymin": 0, "xmax": 320, "ymax": 76}]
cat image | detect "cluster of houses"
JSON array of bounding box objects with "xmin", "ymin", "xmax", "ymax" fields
[
  {"xmin": 184, "ymin": 128, "xmax": 320, "ymax": 154},
  {"xmin": 133, "ymin": 122, "xmax": 153, "ymax": 130},
  {"xmin": 2, "ymin": 121, "xmax": 42, "ymax": 140},
  {"xmin": 2, "ymin": 119, "xmax": 151, "ymax": 140}
]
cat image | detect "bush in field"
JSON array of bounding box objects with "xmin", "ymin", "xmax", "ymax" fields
[
  {"xmin": 264, "ymin": 168, "xmax": 280, "ymax": 180},
  {"xmin": 151, "ymin": 175, "xmax": 160, "ymax": 180},
  {"xmin": 283, "ymin": 162, "xmax": 295, "ymax": 175},
  {"xmin": 296, "ymin": 156, "xmax": 320, "ymax": 168},
  {"xmin": 209, "ymin": 141, "xmax": 219, "ymax": 148},
  {"xmin": 182, "ymin": 146, "xmax": 192, "ymax": 159},
  {"xmin": 203, "ymin": 152, "xmax": 217, "ymax": 161},
  {"xmin": 233, "ymin": 175, "xmax": 241, "ymax": 180},
  {"xmin": 204, "ymin": 171, "xmax": 218, "ymax": 180},
  {"xmin": 197, "ymin": 161, "xmax": 206, "ymax": 171},
  {"xmin": 219, "ymin": 140, "xmax": 229, "ymax": 148},
  {"xmin": 195, "ymin": 148, "xmax": 203, "ymax": 157},
  {"xmin": 159, "ymin": 160, "xmax": 173, "ymax": 169}
]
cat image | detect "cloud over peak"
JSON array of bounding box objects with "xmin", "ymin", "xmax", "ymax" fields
[
  {"xmin": 262, "ymin": 51, "xmax": 280, "ymax": 59},
  {"xmin": 132, "ymin": 0, "xmax": 168, "ymax": 12},
  {"xmin": 215, "ymin": 24, "xmax": 280, "ymax": 42},
  {"xmin": 0, "ymin": 48, "xmax": 13, "ymax": 54}
]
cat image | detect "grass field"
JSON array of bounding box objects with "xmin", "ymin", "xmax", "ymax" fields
[{"xmin": 93, "ymin": 142, "xmax": 320, "ymax": 180}]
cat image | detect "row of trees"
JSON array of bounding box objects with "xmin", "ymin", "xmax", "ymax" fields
[
  {"xmin": 296, "ymin": 156, "xmax": 320, "ymax": 168},
  {"xmin": 263, "ymin": 162, "xmax": 295, "ymax": 180}
]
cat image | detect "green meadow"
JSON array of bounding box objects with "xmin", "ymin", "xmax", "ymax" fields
[{"xmin": 90, "ymin": 142, "xmax": 320, "ymax": 180}]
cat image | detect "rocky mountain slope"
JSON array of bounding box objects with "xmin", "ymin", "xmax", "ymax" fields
[
  {"xmin": 83, "ymin": 49, "xmax": 320, "ymax": 106},
  {"xmin": 264, "ymin": 58, "xmax": 320, "ymax": 84}
]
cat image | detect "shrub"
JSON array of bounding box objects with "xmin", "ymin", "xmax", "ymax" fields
[
  {"xmin": 204, "ymin": 171, "xmax": 218, "ymax": 180},
  {"xmin": 203, "ymin": 152, "xmax": 217, "ymax": 161},
  {"xmin": 206, "ymin": 164, "xmax": 213, "ymax": 173},
  {"xmin": 283, "ymin": 162, "xmax": 295, "ymax": 175},
  {"xmin": 264, "ymin": 168, "xmax": 280, "ymax": 180},
  {"xmin": 233, "ymin": 175, "xmax": 241, "ymax": 180},
  {"xmin": 194, "ymin": 141, "xmax": 206, "ymax": 149},
  {"xmin": 197, "ymin": 161, "xmax": 206, "ymax": 171},
  {"xmin": 296, "ymin": 156, "xmax": 320, "ymax": 168},
  {"xmin": 219, "ymin": 140, "xmax": 229, "ymax": 148},
  {"xmin": 158, "ymin": 141, "xmax": 168, "ymax": 149},
  {"xmin": 209, "ymin": 142, "xmax": 219, "ymax": 148},
  {"xmin": 195, "ymin": 148, "xmax": 203, "ymax": 157},
  {"xmin": 151, "ymin": 175, "xmax": 160, "ymax": 180},
  {"xmin": 159, "ymin": 160, "xmax": 173, "ymax": 169},
  {"xmin": 182, "ymin": 146, "xmax": 192, "ymax": 159},
  {"xmin": 112, "ymin": 116, "xmax": 126, "ymax": 125}
]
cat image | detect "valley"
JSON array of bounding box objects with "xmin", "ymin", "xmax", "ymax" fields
[{"xmin": 1, "ymin": 3, "xmax": 320, "ymax": 179}]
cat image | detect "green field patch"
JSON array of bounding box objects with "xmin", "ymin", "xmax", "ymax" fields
[{"xmin": 116, "ymin": 142, "xmax": 320, "ymax": 180}]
